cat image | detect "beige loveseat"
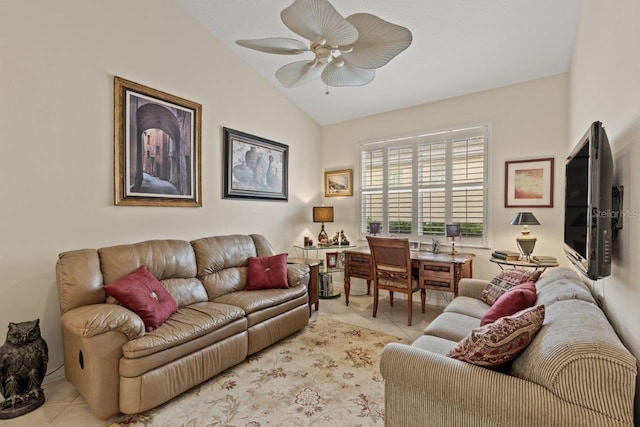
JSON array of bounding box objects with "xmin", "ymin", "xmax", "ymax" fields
[
  {"xmin": 56, "ymin": 234, "xmax": 310, "ymax": 420},
  {"xmin": 380, "ymin": 267, "xmax": 637, "ymax": 426}
]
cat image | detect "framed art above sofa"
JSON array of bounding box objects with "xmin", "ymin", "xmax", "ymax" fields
[{"xmin": 114, "ymin": 76, "xmax": 202, "ymax": 207}]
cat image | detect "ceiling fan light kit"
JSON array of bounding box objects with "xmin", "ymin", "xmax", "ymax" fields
[{"xmin": 235, "ymin": 0, "xmax": 412, "ymax": 89}]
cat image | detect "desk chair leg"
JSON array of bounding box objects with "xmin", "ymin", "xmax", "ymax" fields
[
  {"xmin": 389, "ymin": 291, "xmax": 394, "ymax": 307},
  {"xmin": 407, "ymin": 291, "xmax": 413, "ymax": 326},
  {"xmin": 366, "ymin": 280, "xmax": 371, "ymax": 295},
  {"xmin": 373, "ymin": 283, "xmax": 379, "ymax": 318},
  {"xmin": 420, "ymin": 289, "xmax": 426, "ymax": 314}
]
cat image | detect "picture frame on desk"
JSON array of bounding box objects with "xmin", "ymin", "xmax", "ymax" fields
[{"xmin": 326, "ymin": 252, "xmax": 338, "ymax": 269}]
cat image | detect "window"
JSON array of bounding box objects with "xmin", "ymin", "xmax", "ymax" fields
[{"xmin": 360, "ymin": 125, "xmax": 488, "ymax": 246}]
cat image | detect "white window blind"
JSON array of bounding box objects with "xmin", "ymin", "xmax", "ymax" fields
[{"xmin": 360, "ymin": 125, "xmax": 488, "ymax": 245}]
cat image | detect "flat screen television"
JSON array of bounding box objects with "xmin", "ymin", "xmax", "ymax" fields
[{"xmin": 564, "ymin": 121, "xmax": 613, "ymax": 279}]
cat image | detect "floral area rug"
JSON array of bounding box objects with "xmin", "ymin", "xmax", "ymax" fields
[{"xmin": 109, "ymin": 318, "xmax": 405, "ymax": 427}]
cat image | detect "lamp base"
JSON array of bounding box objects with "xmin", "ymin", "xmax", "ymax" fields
[
  {"xmin": 318, "ymin": 224, "xmax": 329, "ymax": 244},
  {"xmin": 516, "ymin": 236, "xmax": 536, "ymax": 262}
]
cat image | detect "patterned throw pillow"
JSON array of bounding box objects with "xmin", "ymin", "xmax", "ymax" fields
[
  {"xmin": 246, "ymin": 253, "xmax": 289, "ymax": 290},
  {"xmin": 104, "ymin": 265, "xmax": 178, "ymax": 332},
  {"xmin": 480, "ymin": 269, "xmax": 541, "ymax": 305},
  {"xmin": 446, "ymin": 305, "xmax": 545, "ymax": 368},
  {"xmin": 480, "ymin": 281, "xmax": 537, "ymax": 326}
]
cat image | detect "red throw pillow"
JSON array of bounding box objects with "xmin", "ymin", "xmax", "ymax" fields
[
  {"xmin": 480, "ymin": 281, "xmax": 537, "ymax": 326},
  {"xmin": 480, "ymin": 269, "xmax": 541, "ymax": 305},
  {"xmin": 104, "ymin": 265, "xmax": 178, "ymax": 332},
  {"xmin": 247, "ymin": 253, "xmax": 289, "ymax": 290},
  {"xmin": 447, "ymin": 305, "xmax": 545, "ymax": 368}
]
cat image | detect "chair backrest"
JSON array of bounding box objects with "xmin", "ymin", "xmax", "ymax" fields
[{"xmin": 366, "ymin": 236, "xmax": 412, "ymax": 287}]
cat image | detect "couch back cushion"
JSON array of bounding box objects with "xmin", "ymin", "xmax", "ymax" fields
[
  {"xmin": 191, "ymin": 235, "xmax": 258, "ymax": 299},
  {"xmin": 535, "ymin": 267, "xmax": 596, "ymax": 307},
  {"xmin": 56, "ymin": 249, "xmax": 105, "ymax": 314},
  {"xmin": 509, "ymin": 299, "xmax": 637, "ymax": 423},
  {"xmin": 98, "ymin": 239, "xmax": 207, "ymax": 307}
]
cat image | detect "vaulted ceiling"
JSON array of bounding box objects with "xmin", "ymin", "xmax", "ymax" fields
[{"xmin": 177, "ymin": 0, "xmax": 581, "ymax": 125}]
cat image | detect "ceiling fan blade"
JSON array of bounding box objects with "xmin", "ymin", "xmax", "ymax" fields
[
  {"xmin": 276, "ymin": 60, "xmax": 325, "ymax": 88},
  {"xmin": 321, "ymin": 62, "xmax": 375, "ymax": 87},
  {"xmin": 236, "ymin": 38, "xmax": 309, "ymax": 55},
  {"xmin": 281, "ymin": 0, "xmax": 358, "ymax": 47},
  {"xmin": 342, "ymin": 13, "xmax": 413, "ymax": 69}
]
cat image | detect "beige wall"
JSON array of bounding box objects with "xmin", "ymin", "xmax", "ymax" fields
[
  {"xmin": 569, "ymin": 0, "xmax": 640, "ymax": 419},
  {"xmin": 0, "ymin": 0, "xmax": 321, "ymax": 376},
  {"xmin": 322, "ymin": 74, "xmax": 569, "ymax": 293}
]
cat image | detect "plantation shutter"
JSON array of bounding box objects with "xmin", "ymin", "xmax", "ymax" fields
[
  {"xmin": 361, "ymin": 147, "xmax": 384, "ymax": 234},
  {"xmin": 388, "ymin": 145, "xmax": 413, "ymax": 235},
  {"xmin": 359, "ymin": 125, "xmax": 488, "ymax": 245},
  {"xmin": 451, "ymin": 133, "xmax": 485, "ymax": 237}
]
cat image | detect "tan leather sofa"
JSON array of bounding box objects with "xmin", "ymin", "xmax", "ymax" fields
[
  {"xmin": 56, "ymin": 234, "xmax": 310, "ymax": 420},
  {"xmin": 381, "ymin": 267, "xmax": 637, "ymax": 427}
]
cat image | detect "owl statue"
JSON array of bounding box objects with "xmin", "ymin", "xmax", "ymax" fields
[{"xmin": 0, "ymin": 319, "xmax": 48, "ymax": 419}]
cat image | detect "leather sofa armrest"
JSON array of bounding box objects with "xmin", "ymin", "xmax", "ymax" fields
[
  {"xmin": 61, "ymin": 303, "xmax": 145, "ymax": 341},
  {"xmin": 457, "ymin": 278, "xmax": 490, "ymax": 299},
  {"xmin": 287, "ymin": 264, "xmax": 310, "ymax": 288}
]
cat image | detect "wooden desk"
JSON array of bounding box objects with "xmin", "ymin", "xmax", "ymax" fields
[{"xmin": 344, "ymin": 247, "xmax": 474, "ymax": 306}]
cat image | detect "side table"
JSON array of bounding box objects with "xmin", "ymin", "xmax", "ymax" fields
[
  {"xmin": 287, "ymin": 257, "xmax": 321, "ymax": 316},
  {"xmin": 489, "ymin": 257, "xmax": 559, "ymax": 273}
]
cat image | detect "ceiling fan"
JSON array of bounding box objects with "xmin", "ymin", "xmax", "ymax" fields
[{"xmin": 236, "ymin": 0, "xmax": 413, "ymax": 89}]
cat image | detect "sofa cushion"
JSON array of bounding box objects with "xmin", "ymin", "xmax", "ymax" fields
[
  {"xmin": 424, "ymin": 312, "xmax": 482, "ymax": 342},
  {"xmin": 247, "ymin": 254, "xmax": 288, "ymax": 290},
  {"xmin": 480, "ymin": 269, "xmax": 541, "ymax": 305},
  {"xmin": 443, "ymin": 296, "xmax": 491, "ymax": 319},
  {"xmin": 446, "ymin": 305, "xmax": 545, "ymax": 368},
  {"xmin": 104, "ymin": 265, "xmax": 178, "ymax": 332},
  {"xmin": 192, "ymin": 235, "xmax": 258, "ymax": 299},
  {"xmin": 535, "ymin": 277, "xmax": 595, "ymax": 307},
  {"xmin": 99, "ymin": 239, "xmax": 197, "ymax": 284},
  {"xmin": 480, "ymin": 281, "xmax": 537, "ymax": 326},
  {"xmin": 411, "ymin": 335, "xmax": 458, "ymax": 356},
  {"xmin": 121, "ymin": 301, "xmax": 246, "ymax": 359},
  {"xmin": 214, "ymin": 285, "xmax": 307, "ymax": 316}
]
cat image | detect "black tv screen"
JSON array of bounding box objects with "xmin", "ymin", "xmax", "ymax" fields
[{"xmin": 563, "ymin": 121, "xmax": 613, "ymax": 280}]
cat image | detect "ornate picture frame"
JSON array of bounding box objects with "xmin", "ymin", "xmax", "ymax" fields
[
  {"xmin": 223, "ymin": 127, "xmax": 288, "ymax": 201},
  {"xmin": 114, "ymin": 76, "xmax": 202, "ymax": 207},
  {"xmin": 505, "ymin": 157, "xmax": 554, "ymax": 208},
  {"xmin": 324, "ymin": 169, "xmax": 353, "ymax": 197}
]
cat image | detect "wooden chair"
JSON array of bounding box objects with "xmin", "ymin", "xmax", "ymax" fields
[{"xmin": 367, "ymin": 236, "xmax": 422, "ymax": 326}]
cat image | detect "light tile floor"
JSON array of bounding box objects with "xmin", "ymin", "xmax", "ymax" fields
[{"xmin": 6, "ymin": 284, "xmax": 445, "ymax": 427}]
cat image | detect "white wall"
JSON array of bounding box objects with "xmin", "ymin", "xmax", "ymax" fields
[
  {"xmin": 322, "ymin": 74, "xmax": 569, "ymax": 293},
  {"xmin": 569, "ymin": 0, "xmax": 640, "ymax": 419},
  {"xmin": 0, "ymin": 0, "xmax": 321, "ymax": 377}
]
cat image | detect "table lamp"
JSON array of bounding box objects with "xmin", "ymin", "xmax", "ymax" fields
[
  {"xmin": 511, "ymin": 212, "xmax": 540, "ymax": 261},
  {"xmin": 446, "ymin": 223, "xmax": 461, "ymax": 254},
  {"xmin": 313, "ymin": 206, "xmax": 334, "ymax": 244}
]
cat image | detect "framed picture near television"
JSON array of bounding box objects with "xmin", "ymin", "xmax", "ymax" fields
[{"xmin": 504, "ymin": 157, "xmax": 554, "ymax": 208}]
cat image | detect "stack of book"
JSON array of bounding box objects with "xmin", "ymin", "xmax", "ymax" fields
[
  {"xmin": 532, "ymin": 255, "xmax": 558, "ymax": 265},
  {"xmin": 491, "ymin": 250, "xmax": 521, "ymax": 261}
]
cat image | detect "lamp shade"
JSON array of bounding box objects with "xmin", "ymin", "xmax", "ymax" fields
[
  {"xmin": 313, "ymin": 206, "xmax": 334, "ymax": 223},
  {"xmin": 510, "ymin": 212, "xmax": 540, "ymax": 226}
]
